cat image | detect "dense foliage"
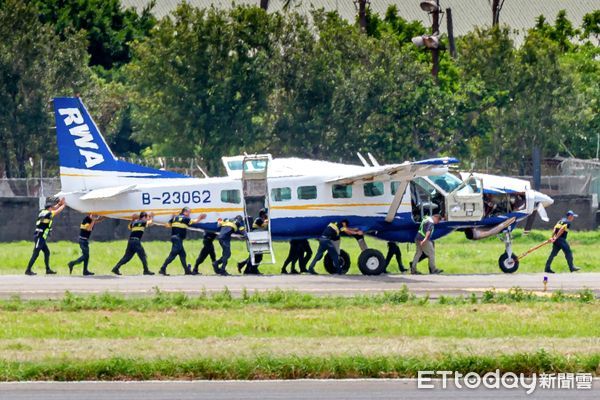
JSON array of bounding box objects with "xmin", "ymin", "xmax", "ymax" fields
[{"xmin": 0, "ymin": 0, "xmax": 598, "ymax": 177}]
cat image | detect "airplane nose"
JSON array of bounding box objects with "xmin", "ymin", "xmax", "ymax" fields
[{"xmin": 534, "ymin": 191, "xmax": 554, "ymax": 207}]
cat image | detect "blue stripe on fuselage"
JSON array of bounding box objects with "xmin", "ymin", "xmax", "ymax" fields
[{"xmin": 191, "ymin": 211, "xmax": 529, "ymax": 243}]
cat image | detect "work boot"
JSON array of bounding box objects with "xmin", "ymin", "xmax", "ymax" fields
[
  {"xmin": 191, "ymin": 266, "xmax": 201, "ymax": 276},
  {"xmin": 307, "ymin": 268, "xmax": 318, "ymax": 275},
  {"xmin": 83, "ymin": 270, "xmax": 95, "ymax": 276},
  {"xmin": 281, "ymin": 267, "xmax": 288, "ymax": 274},
  {"xmin": 46, "ymin": 268, "xmax": 57, "ymax": 275},
  {"xmin": 184, "ymin": 264, "xmax": 193, "ymax": 275},
  {"xmin": 25, "ymin": 269, "xmax": 36, "ymax": 276},
  {"xmin": 111, "ymin": 267, "xmax": 121, "ymax": 276},
  {"xmin": 430, "ymin": 268, "xmax": 443, "ymax": 275},
  {"xmin": 68, "ymin": 261, "xmax": 75, "ymax": 275},
  {"xmin": 399, "ymin": 265, "xmax": 408, "ymax": 273},
  {"xmin": 237, "ymin": 261, "xmax": 245, "ymax": 274},
  {"xmin": 570, "ymin": 266, "xmax": 580, "ymax": 272},
  {"xmin": 212, "ymin": 261, "xmax": 221, "ymax": 274},
  {"xmin": 299, "ymin": 266, "xmax": 308, "ymax": 274},
  {"xmin": 218, "ymin": 268, "xmax": 230, "ymax": 276},
  {"xmin": 290, "ymin": 268, "xmax": 299, "ymax": 275},
  {"xmin": 159, "ymin": 267, "xmax": 169, "ymax": 276},
  {"xmin": 410, "ymin": 268, "xmax": 422, "ymax": 275},
  {"xmin": 544, "ymin": 267, "xmax": 555, "ymax": 274},
  {"xmin": 143, "ymin": 269, "xmax": 155, "ymax": 276}
]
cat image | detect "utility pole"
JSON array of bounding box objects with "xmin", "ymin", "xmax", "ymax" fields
[
  {"xmin": 446, "ymin": 7, "xmax": 456, "ymax": 58},
  {"xmin": 412, "ymin": 1, "xmax": 442, "ymax": 78},
  {"xmin": 260, "ymin": 0, "xmax": 269, "ymax": 10},
  {"xmin": 532, "ymin": 145, "xmax": 541, "ymax": 191},
  {"xmin": 431, "ymin": 0, "xmax": 440, "ymax": 77}
]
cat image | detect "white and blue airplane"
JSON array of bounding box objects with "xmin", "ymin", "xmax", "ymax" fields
[{"xmin": 53, "ymin": 97, "xmax": 553, "ymax": 274}]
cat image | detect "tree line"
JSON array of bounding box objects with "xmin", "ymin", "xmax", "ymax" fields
[{"xmin": 0, "ymin": 0, "xmax": 598, "ymax": 178}]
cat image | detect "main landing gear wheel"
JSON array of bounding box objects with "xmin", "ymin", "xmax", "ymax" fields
[
  {"xmin": 498, "ymin": 252, "xmax": 519, "ymax": 273},
  {"xmin": 324, "ymin": 249, "xmax": 351, "ymax": 275},
  {"xmin": 358, "ymin": 249, "xmax": 386, "ymax": 275}
]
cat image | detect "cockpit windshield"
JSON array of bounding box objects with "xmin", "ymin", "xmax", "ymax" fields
[{"xmin": 427, "ymin": 173, "xmax": 463, "ymax": 193}]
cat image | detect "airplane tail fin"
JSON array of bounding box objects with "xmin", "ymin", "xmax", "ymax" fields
[{"xmin": 53, "ymin": 97, "xmax": 187, "ymax": 192}]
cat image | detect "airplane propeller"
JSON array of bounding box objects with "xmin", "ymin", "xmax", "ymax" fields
[{"xmin": 523, "ymin": 197, "xmax": 551, "ymax": 234}]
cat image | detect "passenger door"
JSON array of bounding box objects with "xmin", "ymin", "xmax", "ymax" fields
[
  {"xmin": 445, "ymin": 176, "xmax": 484, "ymax": 221},
  {"xmin": 241, "ymin": 155, "xmax": 275, "ymax": 264}
]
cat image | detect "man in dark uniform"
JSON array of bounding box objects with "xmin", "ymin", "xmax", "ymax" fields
[
  {"xmin": 111, "ymin": 212, "xmax": 155, "ymax": 276},
  {"xmin": 385, "ymin": 242, "xmax": 407, "ymax": 273},
  {"xmin": 411, "ymin": 214, "xmax": 443, "ymax": 275},
  {"xmin": 307, "ymin": 219, "xmax": 362, "ymax": 275},
  {"xmin": 297, "ymin": 239, "xmax": 313, "ymax": 273},
  {"xmin": 281, "ymin": 240, "xmax": 301, "ymax": 274},
  {"xmin": 545, "ymin": 210, "xmax": 580, "ymax": 273},
  {"xmin": 192, "ymin": 232, "xmax": 217, "ymax": 275},
  {"xmin": 25, "ymin": 197, "xmax": 67, "ymax": 276},
  {"xmin": 212, "ymin": 215, "xmax": 246, "ymax": 276},
  {"xmin": 282, "ymin": 239, "xmax": 313, "ymax": 274},
  {"xmin": 159, "ymin": 207, "xmax": 207, "ymax": 276},
  {"xmin": 238, "ymin": 209, "xmax": 268, "ymax": 275},
  {"xmin": 68, "ymin": 214, "xmax": 104, "ymax": 276}
]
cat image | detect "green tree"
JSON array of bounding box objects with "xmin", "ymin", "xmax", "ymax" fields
[
  {"xmin": 35, "ymin": 0, "xmax": 156, "ymax": 70},
  {"xmin": 128, "ymin": 4, "xmax": 282, "ymax": 172},
  {"xmin": 0, "ymin": 0, "xmax": 90, "ymax": 178}
]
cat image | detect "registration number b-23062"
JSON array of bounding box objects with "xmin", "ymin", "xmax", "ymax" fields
[{"xmin": 141, "ymin": 191, "xmax": 211, "ymax": 205}]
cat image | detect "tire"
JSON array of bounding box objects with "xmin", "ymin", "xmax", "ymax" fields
[
  {"xmin": 358, "ymin": 249, "xmax": 386, "ymax": 275},
  {"xmin": 324, "ymin": 249, "xmax": 351, "ymax": 275},
  {"xmin": 498, "ymin": 252, "xmax": 519, "ymax": 273}
]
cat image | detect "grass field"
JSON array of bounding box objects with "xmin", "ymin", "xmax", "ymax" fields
[
  {"xmin": 0, "ymin": 290, "xmax": 598, "ymax": 380},
  {"xmin": 2, "ymin": 229, "xmax": 599, "ymax": 275}
]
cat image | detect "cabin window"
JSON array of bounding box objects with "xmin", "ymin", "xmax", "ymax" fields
[
  {"xmin": 271, "ymin": 187, "xmax": 292, "ymax": 202},
  {"xmin": 332, "ymin": 184, "xmax": 352, "ymax": 199},
  {"xmin": 427, "ymin": 173, "xmax": 463, "ymax": 193},
  {"xmin": 227, "ymin": 161, "xmax": 243, "ymax": 171},
  {"xmin": 221, "ymin": 189, "xmax": 241, "ymax": 204},
  {"xmin": 297, "ymin": 185, "xmax": 317, "ymax": 200},
  {"xmin": 363, "ymin": 182, "xmax": 384, "ymax": 197}
]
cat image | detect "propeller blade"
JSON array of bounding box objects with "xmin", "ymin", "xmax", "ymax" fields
[{"xmin": 537, "ymin": 202, "xmax": 549, "ymax": 222}]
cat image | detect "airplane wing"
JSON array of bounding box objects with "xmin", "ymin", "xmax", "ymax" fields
[
  {"xmin": 326, "ymin": 157, "xmax": 458, "ymax": 223},
  {"xmin": 79, "ymin": 184, "xmax": 138, "ymax": 200},
  {"xmin": 325, "ymin": 157, "xmax": 459, "ymax": 185}
]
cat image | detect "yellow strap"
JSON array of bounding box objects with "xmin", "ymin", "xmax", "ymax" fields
[
  {"xmin": 171, "ymin": 222, "xmax": 189, "ymax": 229},
  {"xmin": 328, "ymin": 222, "xmax": 340, "ymax": 234},
  {"xmin": 80, "ymin": 223, "xmax": 91, "ymax": 230}
]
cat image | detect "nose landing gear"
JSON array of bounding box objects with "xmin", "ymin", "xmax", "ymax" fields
[{"xmin": 498, "ymin": 230, "xmax": 519, "ymax": 273}]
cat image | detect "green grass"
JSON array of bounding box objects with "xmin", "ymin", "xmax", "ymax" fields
[
  {"xmin": 1, "ymin": 304, "xmax": 598, "ymax": 339},
  {"xmin": 2, "ymin": 229, "xmax": 599, "ymax": 275},
  {"xmin": 1, "ymin": 352, "xmax": 598, "ymax": 380},
  {"xmin": 0, "ymin": 287, "xmax": 597, "ymax": 312},
  {"xmin": 0, "ymin": 290, "xmax": 598, "ymax": 380}
]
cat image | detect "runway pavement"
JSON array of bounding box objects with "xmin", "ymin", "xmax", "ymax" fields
[
  {"xmin": 0, "ymin": 272, "xmax": 598, "ymax": 299},
  {"xmin": 0, "ymin": 380, "xmax": 596, "ymax": 400}
]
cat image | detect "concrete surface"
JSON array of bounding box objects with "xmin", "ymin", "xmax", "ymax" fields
[
  {"xmin": 0, "ymin": 380, "xmax": 597, "ymax": 400},
  {"xmin": 0, "ymin": 272, "xmax": 598, "ymax": 299}
]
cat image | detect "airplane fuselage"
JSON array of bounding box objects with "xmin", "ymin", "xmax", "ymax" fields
[{"xmin": 64, "ymin": 170, "xmax": 530, "ymax": 243}]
